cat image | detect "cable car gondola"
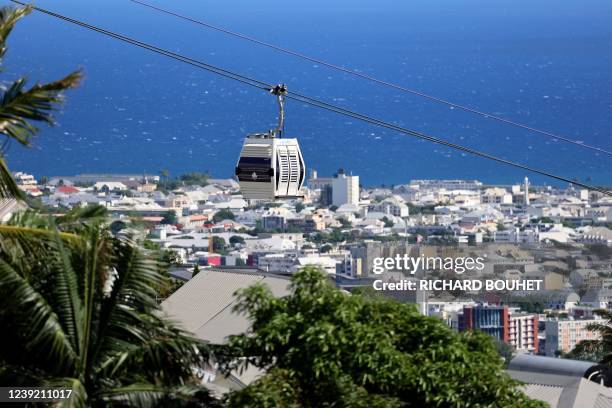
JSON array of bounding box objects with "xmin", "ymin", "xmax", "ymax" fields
[{"xmin": 235, "ymin": 85, "xmax": 305, "ymax": 200}]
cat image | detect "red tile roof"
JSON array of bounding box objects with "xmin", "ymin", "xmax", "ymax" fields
[{"xmin": 57, "ymin": 186, "xmax": 80, "ymax": 194}]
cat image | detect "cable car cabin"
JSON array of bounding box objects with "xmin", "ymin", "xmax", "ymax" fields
[{"xmin": 236, "ymin": 133, "xmax": 305, "ymax": 200}]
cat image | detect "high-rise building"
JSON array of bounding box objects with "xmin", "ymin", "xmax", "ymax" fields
[
  {"xmin": 509, "ymin": 313, "xmax": 539, "ymax": 354},
  {"xmin": 459, "ymin": 305, "xmax": 509, "ymax": 343},
  {"xmin": 459, "ymin": 305, "xmax": 539, "ymax": 353},
  {"xmin": 332, "ymin": 171, "xmax": 359, "ymax": 206},
  {"xmin": 545, "ymin": 318, "xmax": 601, "ymax": 357},
  {"xmin": 524, "ymin": 176, "xmax": 530, "ymax": 205}
]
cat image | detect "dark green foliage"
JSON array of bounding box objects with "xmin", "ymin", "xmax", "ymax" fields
[
  {"xmin": 213, "ymin": 209, "xmax": 235, "ymax": 223},
  {"xmin": 162, "ymin": 210, "xmax": 177, "ymax": 225},
  {"xmin": 229, "ymin": 235, "xmax": 245, "ymax": 246},
  {"xmin": 295, "ymin": 202, "xmax": 305, "ymax": 213},
  {"xmin": 212, "ymin": 236, "xmax": 226, "ymax": 253},
  {"xmin": 338, "ymin": 217, "xmax": 352, "ymax": 228},
  {"xmin": 221, "ymin": 267, "xmax": 546, "ymax": 408},
  {"xmin": 407, "ymin": 203, "xmax": 437, "ymax": 215},
  {"xmin": 319, "ymin": 244, "xmax": 332, "ymax": 253},
  {"xmin": 193, "ymin": 263, "xmax": 200, "ymax": 277},
  {"xmin": 161, "ymin": 172, "xmax": 211, "ymax": 191},
  {"xmin": 381, "ymin": 216, "xmax": 394, "ymax": 228},
  {"xmin": 0, "ymin": 212, "xmax": 215, "ymax": 407}
]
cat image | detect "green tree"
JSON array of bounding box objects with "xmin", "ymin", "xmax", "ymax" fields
[
  {"xmin": 381, "ymin": 216, "xmax": 394, "ymax": 228},
  {"xmin": 161, "ymin": 210, "xmax": 177, "ymax": 225},
  {"xmin": 160, "ymin": 169, "xmax": 169, "ymax": 190},
  {"xmin": 0, "ymin": 6, "xmax": 81, "ymax": 200},
  {"xmin": 319, "ymin": 244, "xmax": 332, "ymax": 253},
  {"xmin": 229, "ymin": 235, "xmax": 245, "ymax": 246},
  {"xmin": 193, "ymin": 263, "xmax": 200, "ymax": 277},
  {"xmin": 179, "ymin": 172, "xmax": 210, "ymax": 186},
  {"xmin": 295, "ymin": 202, "xmax": 305, "ymax": 213},
  {"xmin": 212, "ymin": 236, "xmax": 226, "ymax": 253},
  {"xmin": 0, "ymin": 212, "xmax": 215, "ymax": 406},
  {"xmin": 338, "ymin": 217, "xmax": 352, "ymax": 228},
  {"xmin": 221, "ymin": 267, "xmax": 545, "ymax": 408},
  {"xmin": 213, "ymin": 209, "xmax": 235, "ymax": 223}
]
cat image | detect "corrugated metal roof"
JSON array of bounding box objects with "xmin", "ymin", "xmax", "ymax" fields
[
  {"xmin": 162, "ymin": 269, "xmax": 290, "ymax": 344},
  {"xmin": 594, "ymin": 394, "xmax": 612, "ymax": 408},
  {"xmin": 520, "ymin": 384, "xmax": 562, "ymax": 408}
]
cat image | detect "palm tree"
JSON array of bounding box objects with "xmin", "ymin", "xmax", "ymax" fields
[
  {"xmin": 0, "ymin": 7, "xmax": 217, "ymax": 406},
  {"xmin": 0, "ymin": 207, "xmax": 217, "ymax": 406},
  {"xmin": 0, "ymin": 5, "xmax": 80, "ymax": 199},
  {"xmin": 160, "ymin": 169, "xmax": 169, "ymax": 190}
]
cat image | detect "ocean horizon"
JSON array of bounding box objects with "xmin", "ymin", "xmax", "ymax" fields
[{"xmin": 4, "ymin": 0, "xmax": 612, "ymax": 187}]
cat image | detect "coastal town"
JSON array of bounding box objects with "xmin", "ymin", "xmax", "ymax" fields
[{"xmin": 3, "ymin": 169, "xmax": 610, "ymax": 363}]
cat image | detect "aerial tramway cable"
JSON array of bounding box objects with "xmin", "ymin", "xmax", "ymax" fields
[
  {"xmin": 11, "ymin": 0, "xmax": 612, "ymax": 197},
  {"xmin": 126, "ymin": 0, "xmax": 612, "ymax": 158}
]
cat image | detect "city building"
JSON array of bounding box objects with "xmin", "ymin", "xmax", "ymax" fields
[
  {"xmin": 332, "ymin": 171, "xmax": 359, "ymax": 206},
  {"xmin": 545, "ymin": 318, "xmax": 602, "ymax": 356},
  {"xmin": 459, "ymin": 305, "xmax": 539, "ymax": 353}
]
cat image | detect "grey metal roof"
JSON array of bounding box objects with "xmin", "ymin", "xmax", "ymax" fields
[
  {"xmin": 162, "ymin": 269, "xmax": 290, "ymax": 344},
  {"xmin": 509, "ymin": 354, "xmax": 595, "ymax": 378},
  {"xmin": 508, "ymin": 355, "xmax": 612, "ymax": 408}
]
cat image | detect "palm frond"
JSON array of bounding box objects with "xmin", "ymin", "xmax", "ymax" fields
[
  {"xmin": 0, "ymin": 224, "xmax": 80, "ymax": 274},
  {"xmin": 0, "ymin": 6, "xmax": 31, "ymax": 62},
  {"xmin": 97, "ymin": 383, "xmax": 217, "ymax": 408},
  {"xmin": 0, "ymin": 71, "xmax": 82, "ymax": 146},
  {"xmin": 57, "ymin": 204, "xmax": 109, "ymax": 232},
  {"xmin": 96, "ymin": 383, "xmax": 168, "ymax": 407},
  {"xmin": 45, "ymin": 377, "xmax": 88, "ymax": 408},
  {"xmin": 0, "ymin": 156, "xmax": 22, "ymax": 199},
  {"xmin": 47, "ymin": 231, "xmax": 84, "ymax": 355},
  {"xmin": 0, "ymin": 258, "xmax": 77, "ymax": 374}
]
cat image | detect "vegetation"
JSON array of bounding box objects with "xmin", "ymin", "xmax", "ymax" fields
[
  {"xmin": 212, "ymin": 236, "xmax": 226, "ymax": 253},
  {"xmin": 159, "ymin": 172, "xmax": 210, "ymax": 191},
  {"xmin": 0, "ymin": 208, "xmax": 215, "ymax": 406},
  {"xmin": 295, "ymin": 202, "xmax": 305, "ymax": 213},
  {"xmin": 381, "ymin": 216, "xmax": 394, "ymax": 228},
  {"xmin": 407, "ymin": 203, "xmax": 437, "ymax": 215},
  {"xmin": 338, "ymin": 217, "xmax": 352, "ymax": 228},
  {"xmin": 161, "ymin": 210, "xmax": 177, "ymax": 225},
  {"xmin": 229, "ymin": 235, "xmax": 245, "ymax": 246},
  {"xmin": 213, "ymin": 209, "xmax": 235, "ymax": 223},
  {"xmin": 319, "ymin": 244, "xmax": 332, "ymax": 253},
  {"xmin": 221, "ymin": 267, "xmax": 545, "ymax": 408}
]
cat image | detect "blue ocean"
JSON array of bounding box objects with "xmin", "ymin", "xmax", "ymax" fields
[{"xmin": 4, "ymin": 0, "xmax": 612, "ymax": 186}]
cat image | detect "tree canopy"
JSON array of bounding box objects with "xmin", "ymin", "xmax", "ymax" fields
[
  {"xmin": 213, "ymin": 209, "xmax": 235, "ymax": 223},
  {"xmin": 220, "ymin": 267, "xmax": 545, "ymax": 408}
]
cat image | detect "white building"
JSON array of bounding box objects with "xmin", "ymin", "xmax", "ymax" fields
[
  {"xmin": 368, "ymin": 195, "xmax": 409, "ymax": 217},
  {"xmin": 494, "ymin": 227, "xmax": 539, "ymax": 244},
  {"xmin": 332, "ymin": 172, "xmax": 359, "ymax": 206},
  {"xmin": 481, "ymin": 187, "xmax": 513, "ymax": 205}
]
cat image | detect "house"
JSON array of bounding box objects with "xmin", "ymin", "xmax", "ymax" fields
[
  {"xmin": 161, "ymin": 269, "xmax": 291, "ymax": 393},
  {"xmin": 93, "ymin": 181, "xmax": 128, "ymax": 192}
]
